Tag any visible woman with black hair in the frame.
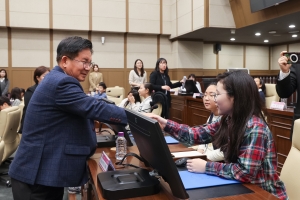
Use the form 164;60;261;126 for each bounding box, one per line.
119;90;141;111
254;77;266;105
138;83;154;113
129;59;147;90
0;69;9;96
149;58;183;107
146;71;287;200
10;87;22;106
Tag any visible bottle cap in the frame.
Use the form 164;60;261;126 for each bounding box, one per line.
118;132;124;137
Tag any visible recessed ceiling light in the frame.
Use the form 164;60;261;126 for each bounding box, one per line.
264;40;269;43
255;33;261;36
289;25;296;28
269;31;276;34
292;34;298;38
230;38;235;41
289;30;299;34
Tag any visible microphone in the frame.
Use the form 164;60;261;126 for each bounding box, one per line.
139;104;158;112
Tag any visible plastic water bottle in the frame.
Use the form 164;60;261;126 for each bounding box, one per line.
116;132;127;160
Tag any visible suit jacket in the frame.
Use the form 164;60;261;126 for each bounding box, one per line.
9;66;127;187
149;70;182;106
276;64;300;138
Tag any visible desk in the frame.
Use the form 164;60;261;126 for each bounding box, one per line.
267;108;293;174
87;145;279;200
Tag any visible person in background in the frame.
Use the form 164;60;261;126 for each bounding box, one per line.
10;87;22;106
254;77;266;105
89;64;103;92
146;71;287;200
0;96;11;111
19;66;50;134
119;90;141;111
150;58;183;107
94;82;107;100
129;59;147;91
197;83;224;161
188;73;202;93
138;83;154;113
276;51;300;140
20;88;25;100
9;36;127;200
0;69;9;96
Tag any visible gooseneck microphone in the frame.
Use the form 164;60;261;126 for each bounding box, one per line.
139;104;159;112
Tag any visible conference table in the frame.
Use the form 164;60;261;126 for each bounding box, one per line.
86;144;279;200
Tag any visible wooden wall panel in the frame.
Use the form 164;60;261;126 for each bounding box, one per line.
11;69;34;90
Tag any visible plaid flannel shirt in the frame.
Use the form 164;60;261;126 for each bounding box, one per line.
164;115;288;200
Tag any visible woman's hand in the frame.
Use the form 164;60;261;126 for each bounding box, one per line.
278;51;292;73
161;85;171;91
143;113;168;129
128;95;135;103
186;158;207;173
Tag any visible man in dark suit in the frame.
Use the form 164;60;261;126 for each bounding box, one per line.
9;36;127;200
276;51;300;140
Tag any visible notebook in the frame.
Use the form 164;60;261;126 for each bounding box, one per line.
165;136;179;144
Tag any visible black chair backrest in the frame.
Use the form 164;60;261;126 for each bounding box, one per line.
150;91;169;119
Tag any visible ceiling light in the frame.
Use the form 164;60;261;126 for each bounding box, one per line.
269;31;276;34
255;33;261;36
289;30;299;34
292;34;298;38
230;38;235;41
264;40;269;43
289;25;296;28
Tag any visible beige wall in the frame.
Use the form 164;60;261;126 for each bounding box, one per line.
209;0;235;28
203;43;216;69
177;0;192;36
0;28;8;68
271;45;286;70
92;0;126;32
245;46;269;70
193;0;205;30
0;0;6;26
10;0;49;29
162;0;172;35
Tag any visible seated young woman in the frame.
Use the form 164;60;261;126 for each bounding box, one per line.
119;90;141;111
138;83;154;113
254;77;266;105
197;82;224;161
146;71;287;200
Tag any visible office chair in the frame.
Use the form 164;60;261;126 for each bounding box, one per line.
17;101;25;134
0;106;21;187
151;91;169;119
265;84;280;108
106;86;125;105
280;119;300;199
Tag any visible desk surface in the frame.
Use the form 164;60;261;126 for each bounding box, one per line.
87;145;279;200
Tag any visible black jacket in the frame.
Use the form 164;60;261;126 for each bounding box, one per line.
276;64;300;139
149;70;182;106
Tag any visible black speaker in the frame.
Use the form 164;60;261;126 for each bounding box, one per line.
214;43;221;53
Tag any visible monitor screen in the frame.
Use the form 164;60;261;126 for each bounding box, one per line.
250;0;288;13
125;109;189;199
202;78;218;91
184;80;200;94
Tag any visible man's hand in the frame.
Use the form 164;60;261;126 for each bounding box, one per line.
278;51;292;73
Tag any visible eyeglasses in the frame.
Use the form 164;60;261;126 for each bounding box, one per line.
67;56;94;69
211;92;229;101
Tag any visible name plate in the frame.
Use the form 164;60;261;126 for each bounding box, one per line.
99;151;115;172
270;101;286;110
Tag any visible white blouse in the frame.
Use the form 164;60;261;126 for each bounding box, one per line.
129;70;147;87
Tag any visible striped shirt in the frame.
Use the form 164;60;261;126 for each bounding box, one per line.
164;115;288;200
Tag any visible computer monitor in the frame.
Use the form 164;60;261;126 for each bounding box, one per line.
184;80;200;94
202;78;218;91
105;123;134;146
226;68;249;74
125;109;189;199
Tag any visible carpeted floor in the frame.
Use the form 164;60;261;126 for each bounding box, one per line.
0;162;81;200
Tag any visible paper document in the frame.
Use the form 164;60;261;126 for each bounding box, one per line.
179;171;240;189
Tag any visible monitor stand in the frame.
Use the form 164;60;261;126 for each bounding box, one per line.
97;168;160;199
97;135;116;147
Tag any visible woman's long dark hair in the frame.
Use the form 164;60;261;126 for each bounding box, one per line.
256;77;266;95
213;71;266;163
10;87;22;101
154;58;168;75
0;69;8;80
143;82;154;96
124;90;141;108
133;59;145;77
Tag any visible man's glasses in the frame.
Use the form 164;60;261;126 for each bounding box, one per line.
210;92;229;101
67;56;94;69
